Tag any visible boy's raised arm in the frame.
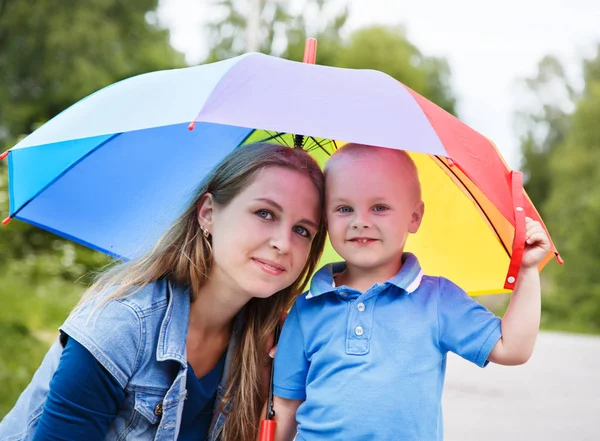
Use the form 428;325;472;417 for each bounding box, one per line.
488;218;550;366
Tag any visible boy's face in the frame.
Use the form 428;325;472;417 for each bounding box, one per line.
325;149;424;275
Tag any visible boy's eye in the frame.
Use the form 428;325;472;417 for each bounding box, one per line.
372;205;389;212
293;225;312;239
256;209;274;220
336;206;353;213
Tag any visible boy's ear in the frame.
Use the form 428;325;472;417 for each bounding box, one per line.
197;193;215;230
409;201;425;234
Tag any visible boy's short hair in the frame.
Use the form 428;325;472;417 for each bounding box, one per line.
325;143;422;202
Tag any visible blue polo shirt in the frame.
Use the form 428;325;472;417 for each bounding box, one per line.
273;253;502;441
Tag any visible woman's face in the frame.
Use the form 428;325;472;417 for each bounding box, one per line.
201;166;321;300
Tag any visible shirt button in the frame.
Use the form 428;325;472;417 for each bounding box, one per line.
356;302;365;312
154;401;163;416
355;326;364;336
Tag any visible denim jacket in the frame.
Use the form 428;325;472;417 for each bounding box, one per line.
0;279;231;440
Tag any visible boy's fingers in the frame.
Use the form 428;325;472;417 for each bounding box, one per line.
526;232;550;248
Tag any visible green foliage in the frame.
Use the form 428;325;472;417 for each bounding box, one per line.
516;56;575;211
0;264;86;417
204;0;348;64
0;0;185;142
519;45;600;333
543;75;600;333
0;0;183;417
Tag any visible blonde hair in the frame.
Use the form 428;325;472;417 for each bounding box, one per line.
325;143;422;202
77;142;327;441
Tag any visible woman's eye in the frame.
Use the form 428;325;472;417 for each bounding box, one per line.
256;209;274;220
337;206;352;213
293;225;311;238
373;205;388;212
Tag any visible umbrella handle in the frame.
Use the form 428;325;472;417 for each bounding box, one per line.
504;170;525;290
259;419;276;441
258;323;281;441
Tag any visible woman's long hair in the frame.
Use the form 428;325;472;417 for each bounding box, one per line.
76;142;327;441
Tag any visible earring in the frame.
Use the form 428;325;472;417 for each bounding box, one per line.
200;225;210;239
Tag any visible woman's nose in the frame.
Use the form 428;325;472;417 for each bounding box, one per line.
270;227;292;254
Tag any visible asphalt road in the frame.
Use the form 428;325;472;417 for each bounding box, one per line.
443;331;600;441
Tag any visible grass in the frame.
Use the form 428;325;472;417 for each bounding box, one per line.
0;270;85;418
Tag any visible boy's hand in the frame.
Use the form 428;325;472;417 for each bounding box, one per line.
521;217;551;270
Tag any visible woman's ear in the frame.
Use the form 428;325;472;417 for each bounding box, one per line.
197;193;215;231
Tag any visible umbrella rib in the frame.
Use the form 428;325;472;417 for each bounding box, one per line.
274;132;291;147
309;136;332;156
433;156;511;258
257;131;286;144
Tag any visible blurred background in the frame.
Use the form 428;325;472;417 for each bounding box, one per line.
1;0;599;436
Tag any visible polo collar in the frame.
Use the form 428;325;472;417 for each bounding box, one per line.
306;252;424;299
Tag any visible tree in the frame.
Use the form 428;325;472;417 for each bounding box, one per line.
0;0;184;142
204;0;348;64
540;45;600;333
515;56;575;211
0;0;184;416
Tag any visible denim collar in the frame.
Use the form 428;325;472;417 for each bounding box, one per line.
306;252;424;299
156;280;191;367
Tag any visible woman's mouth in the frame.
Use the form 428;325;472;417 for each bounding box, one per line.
252;258;286;276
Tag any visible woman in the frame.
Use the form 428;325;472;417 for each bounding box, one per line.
0;142;327;441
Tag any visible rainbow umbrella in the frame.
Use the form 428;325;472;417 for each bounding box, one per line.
0;44;560;296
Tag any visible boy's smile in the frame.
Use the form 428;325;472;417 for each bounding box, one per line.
325;146;424;288
347;236;379;245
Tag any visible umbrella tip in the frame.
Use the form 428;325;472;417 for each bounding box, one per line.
0;150;9;160
2;216;12;225
303;38;318;64
556;253;564;265
188;121;197;131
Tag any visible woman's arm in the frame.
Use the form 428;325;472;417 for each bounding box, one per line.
33;336;125;441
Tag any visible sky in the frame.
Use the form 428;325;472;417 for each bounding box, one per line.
158;0;600;169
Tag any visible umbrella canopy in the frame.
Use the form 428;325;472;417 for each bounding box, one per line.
1;51;560;295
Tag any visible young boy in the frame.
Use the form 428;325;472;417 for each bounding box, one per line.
270;143;550;440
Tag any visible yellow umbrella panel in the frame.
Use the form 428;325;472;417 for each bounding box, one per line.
242;132;527;296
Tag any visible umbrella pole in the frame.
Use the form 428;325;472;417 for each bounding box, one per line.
259;38;318;441
293;38;318;149
259;323;280;441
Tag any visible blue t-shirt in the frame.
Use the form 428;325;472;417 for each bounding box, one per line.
273;253;502;441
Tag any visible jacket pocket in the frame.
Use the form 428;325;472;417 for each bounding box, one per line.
133;389;167;425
